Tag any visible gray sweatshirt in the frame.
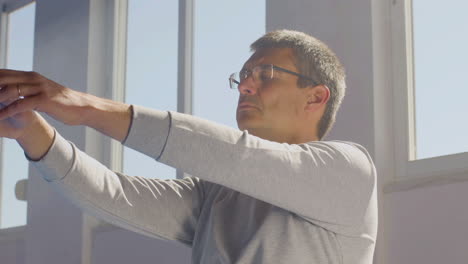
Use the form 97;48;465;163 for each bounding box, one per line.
32;105;378;264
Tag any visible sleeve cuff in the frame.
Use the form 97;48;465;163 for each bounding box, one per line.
24;128;57;162
30;131;76;182
121;105;171;160
120;105;134;144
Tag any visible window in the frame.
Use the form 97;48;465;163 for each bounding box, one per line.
0;2;36;229
122;0;178;180
412;0;468;159
390;0;468;180
120;0;266;180
193;0;265;127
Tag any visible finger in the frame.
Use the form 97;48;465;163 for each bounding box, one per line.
0;95;42;121
0;83;40;103
0;69;38;86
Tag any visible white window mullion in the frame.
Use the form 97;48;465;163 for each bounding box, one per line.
109;0;128;173
391;0;412;181
177;0;194;179
0;5;8;67
177;0;193;115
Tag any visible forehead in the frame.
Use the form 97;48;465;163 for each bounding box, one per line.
242;48;297;70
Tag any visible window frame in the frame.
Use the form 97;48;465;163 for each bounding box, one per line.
0;0;35;235
111;0;194;180
388;0;468;189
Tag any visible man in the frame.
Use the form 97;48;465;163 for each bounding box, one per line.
0;30;377;263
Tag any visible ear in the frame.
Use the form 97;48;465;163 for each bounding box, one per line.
304;85;330;112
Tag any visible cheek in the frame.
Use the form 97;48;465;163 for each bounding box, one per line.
293;97;305;116
262;89;301;119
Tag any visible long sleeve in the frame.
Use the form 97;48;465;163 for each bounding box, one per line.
123;105;377;232
32;131;206;246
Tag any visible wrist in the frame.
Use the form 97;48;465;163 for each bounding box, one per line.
17;113;56;160
81;94;132;142
79;92;101;127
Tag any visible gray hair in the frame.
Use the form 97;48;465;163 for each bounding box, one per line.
250;29;346;140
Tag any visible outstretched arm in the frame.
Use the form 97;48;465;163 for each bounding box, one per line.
0;110;204;244
0;70;205;244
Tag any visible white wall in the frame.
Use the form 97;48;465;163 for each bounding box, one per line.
0;235;24;264
385;181;468;264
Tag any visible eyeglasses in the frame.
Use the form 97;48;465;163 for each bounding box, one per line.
228;64;317;90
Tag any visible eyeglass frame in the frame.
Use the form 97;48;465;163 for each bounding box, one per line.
228;64;318;90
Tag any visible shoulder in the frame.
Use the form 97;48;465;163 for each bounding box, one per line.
304;140;373;162
303;140;377;180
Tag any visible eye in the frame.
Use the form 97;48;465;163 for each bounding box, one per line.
259;68;272;81
239;69;250;81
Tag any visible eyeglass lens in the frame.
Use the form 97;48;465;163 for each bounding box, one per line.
229;65;273;89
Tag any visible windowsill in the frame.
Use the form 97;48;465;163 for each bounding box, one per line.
383;170;468;193
386;151;468;193
0;225;26;242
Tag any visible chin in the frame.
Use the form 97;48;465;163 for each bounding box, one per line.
237;108;265;129
237;115;261;131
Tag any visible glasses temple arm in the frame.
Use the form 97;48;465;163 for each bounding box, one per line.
272;65;315;82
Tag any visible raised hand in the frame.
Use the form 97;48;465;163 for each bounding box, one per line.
0;69;89;126
0;68;132;143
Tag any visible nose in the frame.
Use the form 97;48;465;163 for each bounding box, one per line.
238;76;258;95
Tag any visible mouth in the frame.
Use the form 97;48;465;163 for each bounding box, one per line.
238;103;260;111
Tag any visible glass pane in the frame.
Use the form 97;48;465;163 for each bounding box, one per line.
193;0;266;128
412;0;468;159
123;0;178;179
1;2;36;229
